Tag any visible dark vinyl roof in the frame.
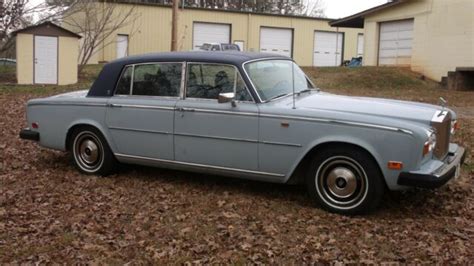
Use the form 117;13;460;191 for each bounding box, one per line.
329;0;404;28
110;51;288;65
88;51;289;97
12;21;82;38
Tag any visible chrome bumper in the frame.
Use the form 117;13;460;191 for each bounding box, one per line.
398;147;466;188
19;128;40;141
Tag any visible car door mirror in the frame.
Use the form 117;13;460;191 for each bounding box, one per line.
218;92;236;107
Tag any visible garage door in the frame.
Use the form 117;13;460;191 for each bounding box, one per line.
260;27;292;57
193;22;230;50
313;31;343;67
378;19;414;66
34;36;58;84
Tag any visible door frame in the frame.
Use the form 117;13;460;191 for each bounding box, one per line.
312;30;345;67
33;34;59;85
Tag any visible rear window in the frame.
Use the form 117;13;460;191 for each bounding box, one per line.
115;66;133;95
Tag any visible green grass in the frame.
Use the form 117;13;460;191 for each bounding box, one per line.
0;64;103;96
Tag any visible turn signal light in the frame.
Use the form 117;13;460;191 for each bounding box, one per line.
388;161;403;170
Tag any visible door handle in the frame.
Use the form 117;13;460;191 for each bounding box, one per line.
108;103;122;108
176;107;194;112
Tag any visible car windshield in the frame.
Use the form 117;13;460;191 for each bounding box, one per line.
244;60;313;102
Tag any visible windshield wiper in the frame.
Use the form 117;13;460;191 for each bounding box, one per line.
266;93;292;102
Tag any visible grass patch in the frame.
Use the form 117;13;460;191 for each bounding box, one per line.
0;64;103;96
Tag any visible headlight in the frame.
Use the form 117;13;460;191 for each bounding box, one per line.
451;120;459;135
423;131;436;156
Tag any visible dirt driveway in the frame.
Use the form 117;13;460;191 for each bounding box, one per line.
1;67;473;263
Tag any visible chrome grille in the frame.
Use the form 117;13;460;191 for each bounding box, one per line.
431;111;451;159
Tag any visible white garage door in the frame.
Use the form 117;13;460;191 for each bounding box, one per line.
34;36;57;84
116;35;128;59
378;19;414;66
193;22;230;50
260;27;292;57
313;31;343;67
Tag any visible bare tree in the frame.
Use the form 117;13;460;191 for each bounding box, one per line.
61;0;140;74
1;0;43;55
295;0;326;17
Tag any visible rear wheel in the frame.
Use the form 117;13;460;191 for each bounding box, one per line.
306;146;384;215
69;127;116;176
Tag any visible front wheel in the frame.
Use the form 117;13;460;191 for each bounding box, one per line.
69;127;117;176
306;147;385;215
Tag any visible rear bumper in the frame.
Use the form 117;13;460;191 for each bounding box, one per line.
398;147;466;188
19;128;40;141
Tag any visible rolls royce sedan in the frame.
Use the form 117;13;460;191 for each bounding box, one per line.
20;52;466;214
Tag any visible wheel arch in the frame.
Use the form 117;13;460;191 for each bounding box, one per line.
286;138;387;186
65;120;116;152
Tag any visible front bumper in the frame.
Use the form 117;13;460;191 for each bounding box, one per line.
398;146;466;188
19;128;40;141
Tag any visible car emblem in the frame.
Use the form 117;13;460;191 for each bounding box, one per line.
439;97;447;110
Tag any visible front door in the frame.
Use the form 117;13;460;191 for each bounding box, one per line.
34;35;58;84
174;63;259;171
106;62;184;160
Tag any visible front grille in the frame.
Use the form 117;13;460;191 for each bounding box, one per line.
432;111;451;159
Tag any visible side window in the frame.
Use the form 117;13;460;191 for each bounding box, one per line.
132;63;182;97
211;45;221;51
186;63;252;101
115;66;132;95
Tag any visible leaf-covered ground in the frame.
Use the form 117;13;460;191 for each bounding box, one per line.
1;66;473;263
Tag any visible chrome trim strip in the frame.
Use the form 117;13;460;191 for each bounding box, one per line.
189;108;258;117
27;102;107;107
175;132;258;143
260;113;414;135
109;126;171;135
261;141;302;147
109;104;175;111
114;153;285;177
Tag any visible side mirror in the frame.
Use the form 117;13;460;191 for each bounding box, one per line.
218;92;236;107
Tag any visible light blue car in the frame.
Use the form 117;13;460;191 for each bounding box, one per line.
20;52;466;214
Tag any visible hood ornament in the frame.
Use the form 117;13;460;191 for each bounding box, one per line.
439;97;447;111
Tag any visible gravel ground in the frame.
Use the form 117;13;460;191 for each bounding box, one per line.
1;67;473;263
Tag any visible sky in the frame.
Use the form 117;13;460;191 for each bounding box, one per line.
324;0;389;19
29;0;388;19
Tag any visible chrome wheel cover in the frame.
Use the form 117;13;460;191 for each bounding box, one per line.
315;156;369;210
73;131;104;173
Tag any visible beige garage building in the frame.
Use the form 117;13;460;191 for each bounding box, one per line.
14;22;81;85
331;0;474;88
66;2;363;67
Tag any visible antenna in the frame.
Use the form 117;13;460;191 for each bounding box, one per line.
292;61;296;109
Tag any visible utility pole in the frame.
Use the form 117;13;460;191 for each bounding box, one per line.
171;0;179;51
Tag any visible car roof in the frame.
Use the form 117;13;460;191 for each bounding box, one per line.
88;51;290;97
110;51;288;65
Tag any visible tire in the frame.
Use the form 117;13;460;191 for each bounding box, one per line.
305;146;385;215
69;126;117;176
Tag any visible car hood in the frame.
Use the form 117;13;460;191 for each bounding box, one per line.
292;92;444;124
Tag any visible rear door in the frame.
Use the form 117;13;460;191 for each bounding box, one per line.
106;62;184;160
